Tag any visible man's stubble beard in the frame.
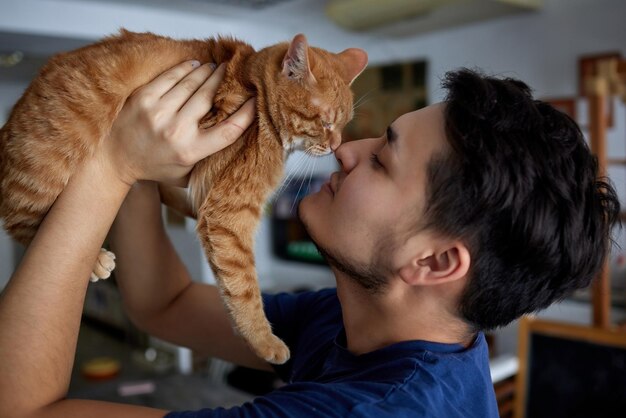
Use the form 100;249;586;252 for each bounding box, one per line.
297;202;389;295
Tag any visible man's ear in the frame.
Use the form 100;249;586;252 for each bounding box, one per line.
398;243;470;286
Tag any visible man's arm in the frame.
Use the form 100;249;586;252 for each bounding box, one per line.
109;181;271;371
0;157;168;418
0;60;259;417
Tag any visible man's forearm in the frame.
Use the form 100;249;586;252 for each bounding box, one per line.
109;183;271;370
108;181;193;326
0;156;130;417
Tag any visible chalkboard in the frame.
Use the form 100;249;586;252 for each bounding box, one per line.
516;317;626;418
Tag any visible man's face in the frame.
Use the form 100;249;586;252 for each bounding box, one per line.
299;103;448;289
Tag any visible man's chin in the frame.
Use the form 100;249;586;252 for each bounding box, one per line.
296;195;316;230
297;198;328;256
298;203;389;295
297;197;316;242
296;197;306;226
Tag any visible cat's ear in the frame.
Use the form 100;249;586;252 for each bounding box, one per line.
337;48;368;85
282;34;316;84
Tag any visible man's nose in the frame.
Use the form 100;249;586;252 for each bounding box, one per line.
334;140;358;172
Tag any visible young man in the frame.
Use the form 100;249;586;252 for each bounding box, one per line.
0;60;619;417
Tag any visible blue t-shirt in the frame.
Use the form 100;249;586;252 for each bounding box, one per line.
165;288;498;417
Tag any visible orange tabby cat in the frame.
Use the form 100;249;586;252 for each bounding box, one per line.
0;30;367;364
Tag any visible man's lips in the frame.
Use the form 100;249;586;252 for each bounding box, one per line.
320;172;340;196
322;181;334;196
329;172;340;195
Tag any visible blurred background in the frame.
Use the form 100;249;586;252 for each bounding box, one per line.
1;0;626;416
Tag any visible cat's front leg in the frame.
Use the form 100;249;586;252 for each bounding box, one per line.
89;248;116;282
199;92;250;130
196;194;290;365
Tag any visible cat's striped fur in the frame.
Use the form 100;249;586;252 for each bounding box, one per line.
0;30;367;364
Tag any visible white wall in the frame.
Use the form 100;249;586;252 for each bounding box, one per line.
3;0;626;129
0;0;291;48
1;0;626;300
360;0;626;100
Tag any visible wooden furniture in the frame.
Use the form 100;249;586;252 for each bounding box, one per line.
515;316;626;418
494;375;516;418
583;54;626;328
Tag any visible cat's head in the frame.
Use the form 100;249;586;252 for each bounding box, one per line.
266;34;368;156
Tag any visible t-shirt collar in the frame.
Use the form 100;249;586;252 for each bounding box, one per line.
332;327;480;364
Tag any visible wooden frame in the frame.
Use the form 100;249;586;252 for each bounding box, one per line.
579;52;620;127
579;52;621;96
584;54;626;328
515;316;626;418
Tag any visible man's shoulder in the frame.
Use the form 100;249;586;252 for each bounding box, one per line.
287;287;338;304
270;355;498;418
342;333;498;417
264;287;339;319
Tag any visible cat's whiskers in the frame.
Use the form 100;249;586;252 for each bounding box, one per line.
290;152;315;214
273;154;304;199
352;87;378;112
306;154;318;199
272;151;308;201
351;111;368;119
291;147;319;213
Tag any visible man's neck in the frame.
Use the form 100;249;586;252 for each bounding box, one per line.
334;271;475;356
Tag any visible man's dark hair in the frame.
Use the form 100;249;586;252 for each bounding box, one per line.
422;68;621;331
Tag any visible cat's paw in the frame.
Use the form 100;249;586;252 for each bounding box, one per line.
199;107;230;129
199;112;220;129
253;333;291;365
89;248;116;283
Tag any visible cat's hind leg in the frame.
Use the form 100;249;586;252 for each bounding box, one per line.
197;197;290;365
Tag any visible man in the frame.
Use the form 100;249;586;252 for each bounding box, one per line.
0;61;619;417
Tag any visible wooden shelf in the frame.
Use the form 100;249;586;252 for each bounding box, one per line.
494;375;516;418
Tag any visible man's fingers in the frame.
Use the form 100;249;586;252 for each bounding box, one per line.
139;60;201;99
161;63;217;111
180;63;227;122
198;98;256;157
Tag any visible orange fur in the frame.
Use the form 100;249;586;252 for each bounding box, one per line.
0;30;367;364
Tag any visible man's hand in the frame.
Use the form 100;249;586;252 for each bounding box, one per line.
103;60;256;186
